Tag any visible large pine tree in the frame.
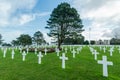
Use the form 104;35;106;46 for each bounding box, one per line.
46;2;84;49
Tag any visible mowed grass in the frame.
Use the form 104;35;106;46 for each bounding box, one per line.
0;46;120;80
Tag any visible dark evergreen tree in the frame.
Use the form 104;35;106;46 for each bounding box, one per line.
33;31;46;46
46;2;84;49
17;34;32;46
11;40;20;46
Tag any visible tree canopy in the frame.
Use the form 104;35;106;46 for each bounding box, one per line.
33;31;46;46
63;32;84;45
17;34;32;46
110;38;120;45
11;40;20;46
46;2;84;48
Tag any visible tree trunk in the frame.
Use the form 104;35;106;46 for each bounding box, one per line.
58;35;61;50
58;41;61;50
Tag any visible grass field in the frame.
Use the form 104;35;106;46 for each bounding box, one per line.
0;45;120;80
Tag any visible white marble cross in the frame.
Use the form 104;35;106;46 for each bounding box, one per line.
89;47;94;54
118;47;120;53
44;48;47;55
56;48;60;56
59;53;68;69
19;47;22;53
37;52;43;64
98;56;113;77
77;48;80;54
65;48;67;53
109;48;114;56
3;48;7;58
11;49;15;59
93;50;99;60
71;49;76;58
35;48;37;54
22;51;26;61
103;47;106;53
27;48;29;54
15;46;18;50
9;47;11;50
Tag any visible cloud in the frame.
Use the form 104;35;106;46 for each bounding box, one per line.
0;2;11;26
111;27;120;39
0;0;37;8
102;30;112;38
72;0;120;40
0;0;37;42
19;14;34;25
35;12;50;17
43;32;52;44
10;12;50;26
17;12;50;25
10;0;37;10
0;30;23;43
0;0;51;27
103;27;120;39
0;0;46;27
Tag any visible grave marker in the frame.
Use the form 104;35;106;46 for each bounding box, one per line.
56;48;60;56
11;49;15;59
72;49;76;58
93;50;99;60
1;47;4;52
109;48;114;56
37;52;43;64
59;53;68;69
22;51;26;61
103;47;106;53
77;47;81;54
27;48;29;54
118;47;120;53
44;48;47;55
65;48;67;53
100;46;102;51
19;47;22;53
98;56;113;77
3;48;7;58
35;48;37;54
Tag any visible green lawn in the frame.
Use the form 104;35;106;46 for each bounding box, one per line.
0;46;120;80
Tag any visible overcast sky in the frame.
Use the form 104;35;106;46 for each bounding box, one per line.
0;0;120;43
72;0;120;40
